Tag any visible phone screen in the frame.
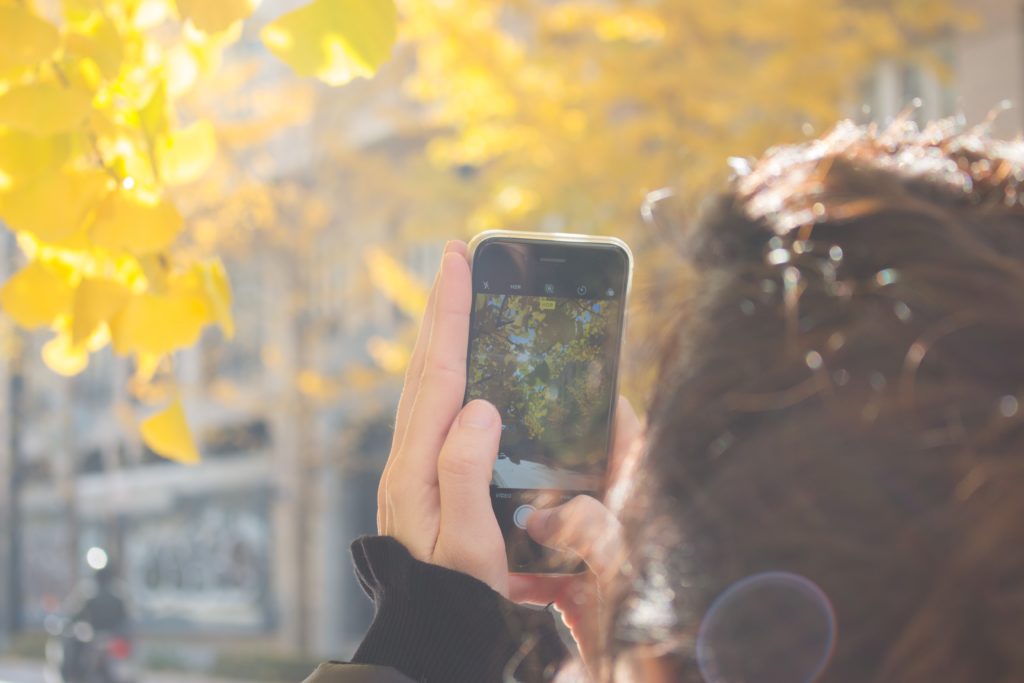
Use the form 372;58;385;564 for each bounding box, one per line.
466;236;629;572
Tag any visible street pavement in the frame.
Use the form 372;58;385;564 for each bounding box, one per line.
0;659;253;683
0;659;41;683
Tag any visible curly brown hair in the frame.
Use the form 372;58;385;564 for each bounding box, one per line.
612;119;1024;682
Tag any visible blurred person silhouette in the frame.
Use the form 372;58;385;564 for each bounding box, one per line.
307;117;1024;683
59;553;131;683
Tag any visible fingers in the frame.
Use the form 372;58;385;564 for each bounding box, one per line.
391;271;439;448
392;241;468;447
379;273;439;532
434;400;506;589
437;400;501;518
527;495;624;584
507;574;577;606
391;249;473;485
378;242;469;532
508;574;598;632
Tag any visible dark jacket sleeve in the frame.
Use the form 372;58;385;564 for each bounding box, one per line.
304;662;414;683
304;536;569;683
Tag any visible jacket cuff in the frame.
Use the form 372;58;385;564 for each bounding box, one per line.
350;536;568;683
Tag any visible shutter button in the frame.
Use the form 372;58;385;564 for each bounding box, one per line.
513;504;536;530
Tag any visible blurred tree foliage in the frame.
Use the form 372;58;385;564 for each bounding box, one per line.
0;0;397;462
393;0;966;401
401;0;964;236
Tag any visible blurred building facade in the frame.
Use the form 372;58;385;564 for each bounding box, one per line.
0;182;430;661
1;0;1023;664
864;0;1023;137
0;4;443;662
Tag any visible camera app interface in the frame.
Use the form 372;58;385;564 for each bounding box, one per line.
466;287;622;492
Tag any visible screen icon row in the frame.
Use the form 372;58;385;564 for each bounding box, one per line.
480;281;616;297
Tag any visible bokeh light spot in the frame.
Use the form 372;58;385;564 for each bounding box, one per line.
697;572;836;683
86;546;108;571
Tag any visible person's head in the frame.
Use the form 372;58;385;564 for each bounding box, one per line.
612;119;1024;682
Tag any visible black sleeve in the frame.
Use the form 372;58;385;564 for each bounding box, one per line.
304;662;415;683
349;536;569;683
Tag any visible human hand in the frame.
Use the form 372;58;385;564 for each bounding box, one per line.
509;397;642;678
376;241;510;595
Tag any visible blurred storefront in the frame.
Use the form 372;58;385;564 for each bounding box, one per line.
1;230;433;659
1;247;412;658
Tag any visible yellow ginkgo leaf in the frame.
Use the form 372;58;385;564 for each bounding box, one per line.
61;0;109;27
364;246;428;318
156;120;216;185
134;351;164;383
261;0;397;86
0;129;72;191
0;5;59;74
175;0;257;34
72;277;130;345
0;261;74;328
136;80;169;139
64;13;123;79
296;369;337;399
90;190;183;254
41;332;89;377
131;0;171;30
0;168;109;243
111;151;158;194
197;259;234;338
140;397;200;464
594;9;666;42
368;335;409;374
110;290;208;356
165;44;200;97
0;83;92;136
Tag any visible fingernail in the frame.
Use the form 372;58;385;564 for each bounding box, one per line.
460;400;496;429
443;240;456;254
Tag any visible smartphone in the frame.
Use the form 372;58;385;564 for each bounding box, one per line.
466;230;632;573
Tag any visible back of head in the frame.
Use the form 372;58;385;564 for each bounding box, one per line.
613;119;1024;682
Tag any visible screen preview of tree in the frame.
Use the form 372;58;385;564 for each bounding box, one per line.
467;293;620;485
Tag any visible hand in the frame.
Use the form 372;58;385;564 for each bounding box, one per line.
509;396;642;679
376;241;510;595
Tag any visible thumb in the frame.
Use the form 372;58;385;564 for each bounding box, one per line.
434;400;506;584
437;399;501;503
527;495;624;584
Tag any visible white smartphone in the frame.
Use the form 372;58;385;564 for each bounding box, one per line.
466;230;632;573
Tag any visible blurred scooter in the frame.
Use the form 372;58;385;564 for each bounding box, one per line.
44;615;137;683
44;548;135;683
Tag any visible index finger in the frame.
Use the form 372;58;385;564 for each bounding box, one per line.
392;241;468;449
380;241;467;533
391;250;473;488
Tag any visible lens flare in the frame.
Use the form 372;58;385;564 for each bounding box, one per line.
697;571;836;683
